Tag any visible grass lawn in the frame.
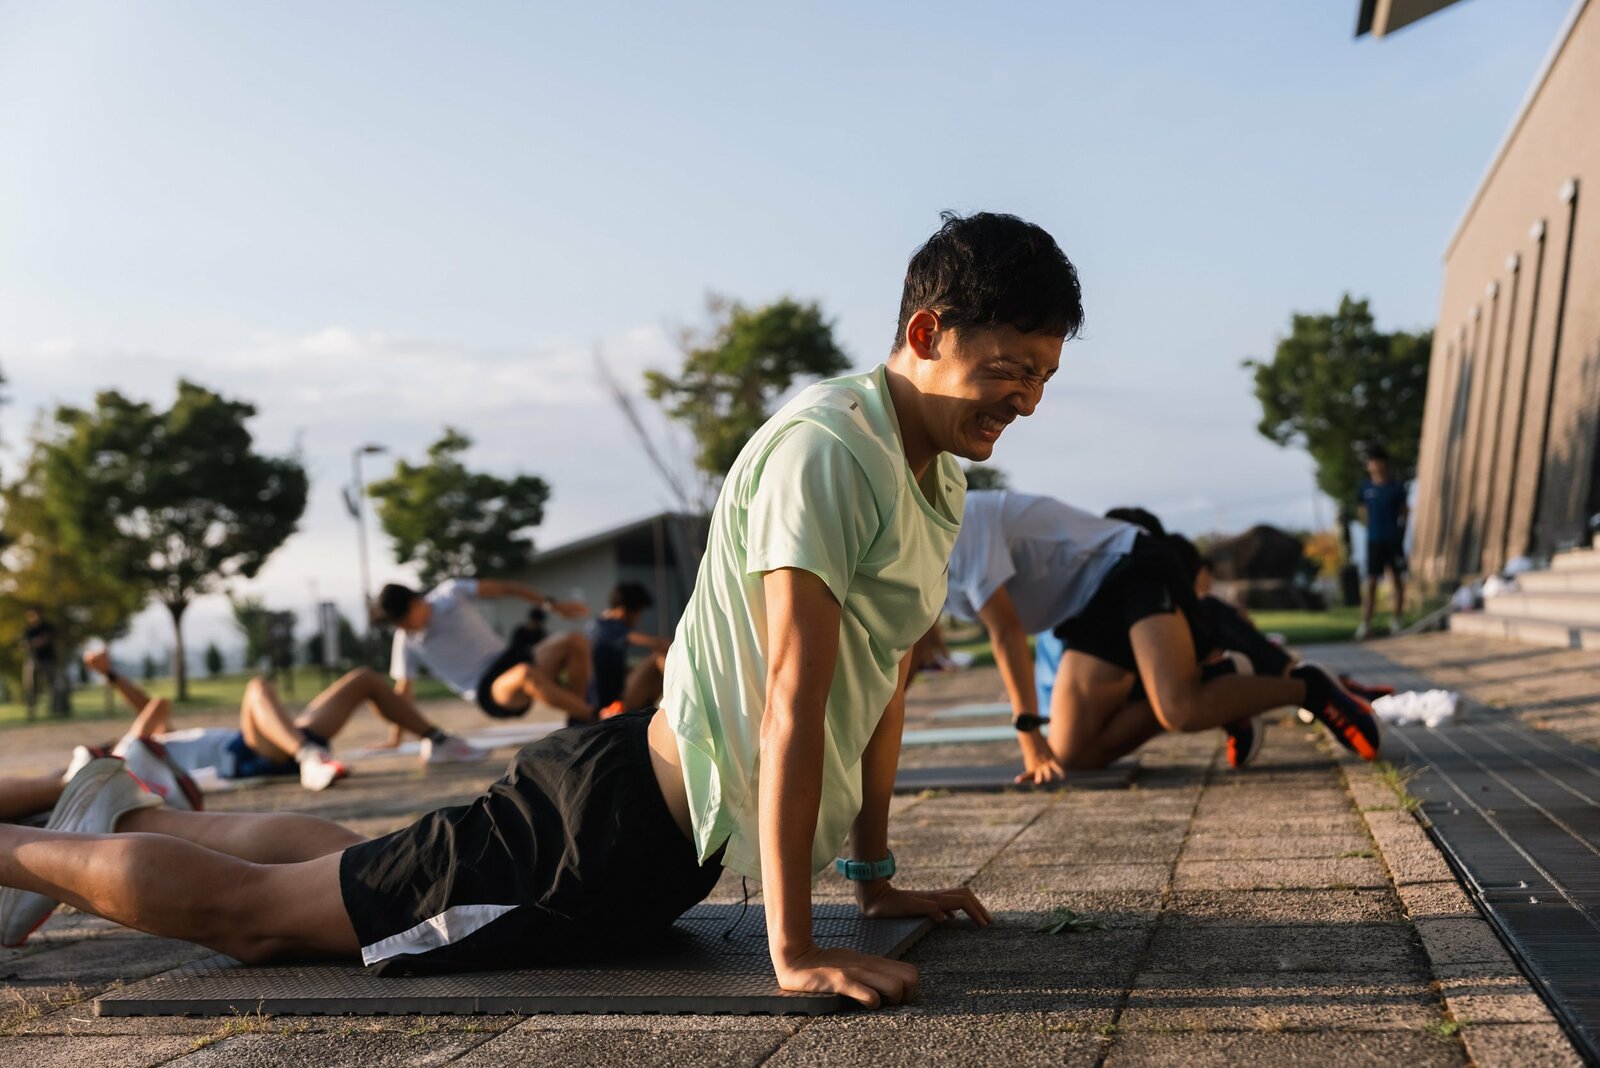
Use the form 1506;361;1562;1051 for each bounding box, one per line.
0;668;456;731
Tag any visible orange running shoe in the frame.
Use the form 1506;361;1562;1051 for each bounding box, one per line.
1294;664;1382;761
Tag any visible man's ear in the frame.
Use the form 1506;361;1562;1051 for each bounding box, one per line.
904;309;941;361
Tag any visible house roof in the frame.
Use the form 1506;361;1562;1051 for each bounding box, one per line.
522;512;700;567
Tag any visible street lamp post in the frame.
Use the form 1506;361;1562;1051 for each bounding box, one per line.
347;443;388;638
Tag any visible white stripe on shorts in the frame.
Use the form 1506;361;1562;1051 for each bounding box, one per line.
360;903;517;966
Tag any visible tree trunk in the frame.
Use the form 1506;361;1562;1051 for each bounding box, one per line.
167;600;189;702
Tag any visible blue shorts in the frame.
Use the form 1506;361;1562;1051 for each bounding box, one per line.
222;728;329;779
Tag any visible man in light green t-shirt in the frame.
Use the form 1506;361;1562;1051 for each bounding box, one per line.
0;212;1083;1007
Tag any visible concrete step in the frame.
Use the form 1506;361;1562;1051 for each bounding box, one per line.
1484;592;1600;626
1513;569;1600;594
1550;548;1600;572
1449;611;1600;650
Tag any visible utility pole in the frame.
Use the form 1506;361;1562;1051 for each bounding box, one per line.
345;443;388;641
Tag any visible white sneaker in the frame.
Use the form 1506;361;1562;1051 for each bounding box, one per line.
1353;622;1370;641
119;738;203;812
297;747;346;792
421;734;487;765
1;756;162;947
62;744;109;783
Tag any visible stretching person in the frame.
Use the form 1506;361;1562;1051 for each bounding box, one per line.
80;649;481;796
377;578;594;730
0;211;1080;1003
944;490;1381;784
588;582;671;718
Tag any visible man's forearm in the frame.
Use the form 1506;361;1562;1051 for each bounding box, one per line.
990;624;1037;717
847;657;911;903
759;699;827;961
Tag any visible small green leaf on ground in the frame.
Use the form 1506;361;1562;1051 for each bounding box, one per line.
1036;907;1108;935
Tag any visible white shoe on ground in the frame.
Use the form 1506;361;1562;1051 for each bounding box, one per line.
0;756;162;947
421;734;487;765
297;747;346;792
1353;622;1370;641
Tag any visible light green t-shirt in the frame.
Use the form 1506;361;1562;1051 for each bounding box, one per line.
661;364;965;879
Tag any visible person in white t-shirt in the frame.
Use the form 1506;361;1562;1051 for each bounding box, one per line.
0;211;1073;1006
945;492;1384;783
376;578;592;728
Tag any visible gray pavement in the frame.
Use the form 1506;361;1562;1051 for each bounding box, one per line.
0;637;1592;1065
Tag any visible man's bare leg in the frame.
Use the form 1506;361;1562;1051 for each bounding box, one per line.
0;775;66;822
0;825;357;963
118;806;366;863
1048;653;1163;769
620;652;667;712
1391;568;1406;624
1361;575;1380;633
296;668;446;744
1130;613;1305;733
489;632;594;720
238;677;314;762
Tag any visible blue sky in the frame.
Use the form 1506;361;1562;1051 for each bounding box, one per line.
0;0;1576;661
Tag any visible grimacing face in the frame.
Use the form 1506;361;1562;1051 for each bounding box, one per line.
923;324;1063;462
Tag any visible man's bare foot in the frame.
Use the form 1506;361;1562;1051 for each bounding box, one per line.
83;648;111;676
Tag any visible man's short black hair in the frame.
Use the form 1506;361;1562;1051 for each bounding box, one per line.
375;583;420;624
894;211;1084;352
1105;507;1166;538
1165;533;1204;584
609;581;655;613
1364;444;1390;463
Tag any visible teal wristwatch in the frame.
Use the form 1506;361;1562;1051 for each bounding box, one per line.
834;851;895;881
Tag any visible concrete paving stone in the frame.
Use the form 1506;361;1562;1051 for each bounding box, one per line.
895;972;1126;1020
970;862;1171;899
1180;833;1372;861
907;916;1151;983
0;981;94;1032
1118;971;1445;1032
170;1031;488;1067
887;822;1030;847
766;1013;1109;1067
455;1027;786;1068
1410;917;1517;967
1458;1023;1586;1068
0;934;210;984
1395;880;1480;920
510;1014;803;1034
883;840;1008;872
1142;922;1425;975
1165;889;1397;927
1173;856;1389;891
1193;788;1354;817
0;1034;201;1067
1101;1029;1467;1067
1437;974;1560;1025
1000;835;1187;867
1187;811;1365;837
1363;811;1455;886
20;1002;256;1037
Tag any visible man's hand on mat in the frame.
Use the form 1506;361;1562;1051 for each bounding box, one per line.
1016;734;1065;785
774;944;921;1008
857;882;993;927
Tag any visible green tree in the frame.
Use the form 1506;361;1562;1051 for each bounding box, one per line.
203;642;225;677
645;295;851;478
368;428;551;587
1246;295;1431;547
38;380;309;700
0;438;146;709
962;464;1010;491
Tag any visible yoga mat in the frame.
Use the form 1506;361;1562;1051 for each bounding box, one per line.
900;724;1046;747
927;702;1012;721
95;905;931;1017
894;759;1138;793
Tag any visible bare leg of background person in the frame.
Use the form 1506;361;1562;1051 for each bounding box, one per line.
295;668;446;744
1130;614;1305;733
83;650;175;739
0;775;66;822
1047;653;1163;770
1361;574;1380;632
238;677;316;762
620;652;667;712
1390;566;1407;623
489;632;595;721
0;825;358;962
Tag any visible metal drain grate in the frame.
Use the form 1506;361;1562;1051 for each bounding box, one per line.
95;904;931;1017
1390;719;1600;1062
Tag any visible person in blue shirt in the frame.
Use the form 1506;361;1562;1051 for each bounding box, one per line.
586;581;671;717
1357;445;1409;640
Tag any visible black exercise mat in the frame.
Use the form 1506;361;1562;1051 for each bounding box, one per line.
1390;720;1600;1062
94;905;930;1017
894;759;1138;793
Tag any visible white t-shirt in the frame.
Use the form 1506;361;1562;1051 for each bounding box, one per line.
944;490;1139;633
662;364;965;880
389;579;507;699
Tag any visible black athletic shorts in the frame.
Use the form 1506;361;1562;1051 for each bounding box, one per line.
1052;534;1216;673
1366;539;1408;578
473;643;532;719
339;709;723;975
1197;597;1292;677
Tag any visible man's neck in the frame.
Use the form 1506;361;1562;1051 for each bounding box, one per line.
883;361;937;480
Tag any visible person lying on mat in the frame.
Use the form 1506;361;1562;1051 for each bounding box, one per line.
587;581;672;719
0;210;1081;1004
943;491;1382;785
376;578;594;732
77;649;482;799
